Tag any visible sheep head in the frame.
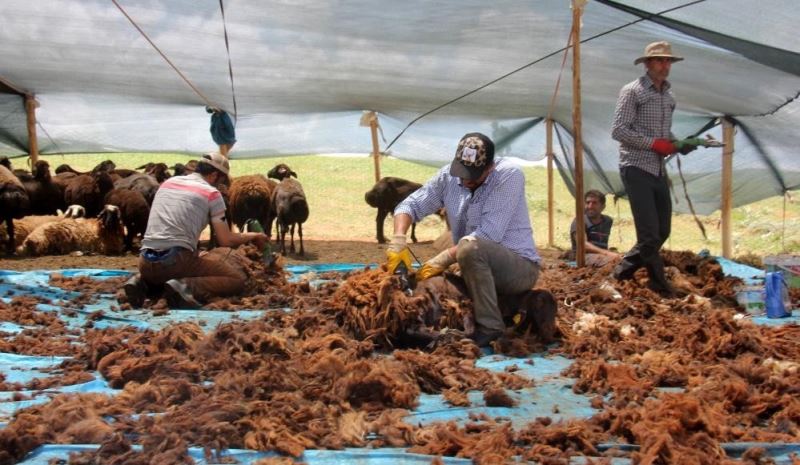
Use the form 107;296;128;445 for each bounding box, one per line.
267;164;297;180
33;160;51;181
64;204;86;218
98;204;124;235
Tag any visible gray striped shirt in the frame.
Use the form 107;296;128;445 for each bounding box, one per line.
611;74;676;177
142;173;227;252
395;158;540;263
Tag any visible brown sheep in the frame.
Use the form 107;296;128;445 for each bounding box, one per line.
104;189;150;251
113;173;160;206
21;205;125;256
63;171;116;217
0;215;63;250
267;163;297;181
364;176;423;244
171;160;198;176
228;174;278;235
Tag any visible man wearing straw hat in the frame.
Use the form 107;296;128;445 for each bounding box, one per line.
611;41;696;297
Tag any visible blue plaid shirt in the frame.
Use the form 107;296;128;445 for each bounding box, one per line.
395;158;540;263
611;74;676;177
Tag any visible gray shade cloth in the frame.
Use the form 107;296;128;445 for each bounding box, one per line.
0;0;798;214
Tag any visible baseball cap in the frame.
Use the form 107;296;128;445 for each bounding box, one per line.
199;152;230;176
450;132;495;181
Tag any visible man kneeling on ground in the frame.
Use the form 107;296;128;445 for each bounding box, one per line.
123;152;268;308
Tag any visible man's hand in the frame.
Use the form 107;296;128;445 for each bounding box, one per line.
251;233;269;250
417;248;457;281
386;234;413;274
672;137;703;155
651;138;677;157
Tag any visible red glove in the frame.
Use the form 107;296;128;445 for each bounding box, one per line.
651;139;677;157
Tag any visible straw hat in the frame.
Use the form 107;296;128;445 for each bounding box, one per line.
199;152;230;176
634;41;684;65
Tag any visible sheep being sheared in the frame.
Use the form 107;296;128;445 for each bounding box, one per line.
272;177;309;256
365;177;424;244
228;174;278;234
0;164;31;254
407;273;558;348
21;205;125;256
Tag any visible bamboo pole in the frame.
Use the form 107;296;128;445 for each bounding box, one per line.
25;95;39;166
572;1;585;267
721;118;734;258
369;116;381;183
546;118;555;248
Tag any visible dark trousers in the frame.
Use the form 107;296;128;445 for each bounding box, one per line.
616;166;671;290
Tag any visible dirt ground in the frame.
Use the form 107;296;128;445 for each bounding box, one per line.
0;240;440;271
0;241;566;272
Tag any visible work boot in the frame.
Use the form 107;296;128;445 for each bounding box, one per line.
163;279;201;309
123;275;147;308
612;261;638;281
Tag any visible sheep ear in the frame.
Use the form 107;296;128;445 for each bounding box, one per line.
135;164;147;170
290;171;298;178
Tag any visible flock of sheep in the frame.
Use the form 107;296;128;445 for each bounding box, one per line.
0;157;311;258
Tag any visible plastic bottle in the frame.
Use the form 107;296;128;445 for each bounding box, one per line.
765;271;790;318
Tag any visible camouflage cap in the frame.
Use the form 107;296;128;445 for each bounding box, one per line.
450;132;495;181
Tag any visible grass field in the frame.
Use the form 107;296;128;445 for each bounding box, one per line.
33;152;800;260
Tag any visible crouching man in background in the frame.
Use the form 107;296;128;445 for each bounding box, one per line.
386;133;542;347
123;152;268;308
569;189;620;266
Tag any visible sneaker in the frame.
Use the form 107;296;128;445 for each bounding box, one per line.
123;275;147;308
469;329;504;348
163;279;201;309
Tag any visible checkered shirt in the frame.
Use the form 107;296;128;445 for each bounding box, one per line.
394;158;540;263
611;74;676;177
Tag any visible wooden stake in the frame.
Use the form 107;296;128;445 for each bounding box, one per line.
572;1;586;267
546;118;555;248
369;116;381;183
25;94;39;166
721;118;734;258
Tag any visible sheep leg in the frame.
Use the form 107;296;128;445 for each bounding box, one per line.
410;222;418;243
279;222;288;255
124;226;135;252
298;223;304;256
3;217;14;255
289;223;296;253
376;208;389;243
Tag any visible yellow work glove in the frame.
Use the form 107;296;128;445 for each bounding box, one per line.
417;248;457;281
386;234;413;274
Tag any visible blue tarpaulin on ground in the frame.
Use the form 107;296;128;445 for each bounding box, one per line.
2;265;799;464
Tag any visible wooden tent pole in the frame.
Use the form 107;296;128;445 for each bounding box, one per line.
546;118;555;248
572;0;586;267
25;95;39;166
721;117;734;258
369;115;381;183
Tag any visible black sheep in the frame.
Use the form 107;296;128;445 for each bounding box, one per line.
0;165;30;255
364;176;422;244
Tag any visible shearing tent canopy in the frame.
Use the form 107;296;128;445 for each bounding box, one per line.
0;0;798;214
